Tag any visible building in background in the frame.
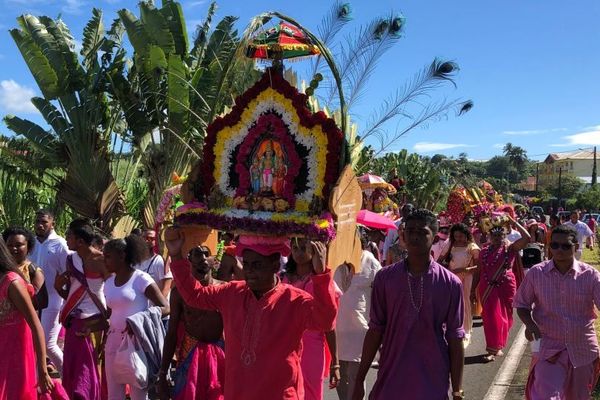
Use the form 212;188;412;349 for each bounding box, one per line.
537;148;595;189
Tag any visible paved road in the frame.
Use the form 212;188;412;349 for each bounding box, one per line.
323;315;529;400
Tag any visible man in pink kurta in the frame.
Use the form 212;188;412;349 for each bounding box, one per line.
165;229;337;400
515;224;600;399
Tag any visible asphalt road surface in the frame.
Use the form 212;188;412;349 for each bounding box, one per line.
323;315;529;400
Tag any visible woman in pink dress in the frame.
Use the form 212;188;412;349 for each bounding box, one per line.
283;238;340;400
471;217;529;361
438;223;480;347
0;236;53;398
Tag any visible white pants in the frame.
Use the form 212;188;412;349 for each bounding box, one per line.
105;331;148;400
41;308;63;372
336;360;365;400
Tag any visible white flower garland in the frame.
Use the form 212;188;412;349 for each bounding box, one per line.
217;99;318;203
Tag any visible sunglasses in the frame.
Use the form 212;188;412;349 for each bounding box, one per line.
549;242;574;251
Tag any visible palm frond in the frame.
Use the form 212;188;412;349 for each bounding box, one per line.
9;28;61;99
190;1;217;68
160;0;189;56
139;2;176;54
81;8;105;71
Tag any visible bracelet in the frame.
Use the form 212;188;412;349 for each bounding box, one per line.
330;364;340;369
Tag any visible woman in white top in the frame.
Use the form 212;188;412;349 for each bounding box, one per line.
439;223;480;347
334;232;382;400
103;235;169;400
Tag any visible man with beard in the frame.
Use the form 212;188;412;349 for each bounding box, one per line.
158;245;225;400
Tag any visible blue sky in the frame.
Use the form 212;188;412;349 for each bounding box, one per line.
0;0;599;161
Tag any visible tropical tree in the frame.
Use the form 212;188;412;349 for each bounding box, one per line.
110;0;261;227
545;174;585;201
575;186;600;211
503;142;530;183
2;11;134;231
367;149;452;210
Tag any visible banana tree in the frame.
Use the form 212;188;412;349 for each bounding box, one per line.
3;11;130;231
110;0;261;227
368;149;452;210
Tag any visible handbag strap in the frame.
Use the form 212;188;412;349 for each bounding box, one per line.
66;255;110;320
145;255;158;274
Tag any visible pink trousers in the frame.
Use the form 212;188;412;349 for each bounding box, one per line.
526;349;600;400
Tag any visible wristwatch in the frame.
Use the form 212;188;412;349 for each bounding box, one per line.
452;390;465;399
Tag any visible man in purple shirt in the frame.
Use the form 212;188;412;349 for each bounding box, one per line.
515;224;600;399
352;209;466;400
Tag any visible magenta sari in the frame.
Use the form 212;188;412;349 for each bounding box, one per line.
478;244;517;354
0;272;37;400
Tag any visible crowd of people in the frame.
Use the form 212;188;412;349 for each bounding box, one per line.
0;206;599;400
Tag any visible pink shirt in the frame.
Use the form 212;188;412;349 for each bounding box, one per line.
170;259;338;400
514;260;600;367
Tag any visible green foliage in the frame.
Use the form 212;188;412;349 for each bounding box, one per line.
576;186;600;211
111;1;261;227
546;174;585;200
366;149;452;210
5;12;132;231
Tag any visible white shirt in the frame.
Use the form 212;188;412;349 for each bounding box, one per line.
70;252;107;319
565;220;593;248
335;250;382;362
507;229;523;256
29;230;69;310
134;254;172;285
104;269;154;332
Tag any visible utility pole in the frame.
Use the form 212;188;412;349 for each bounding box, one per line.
557;166;563;209
535;163;539;192
592;146;597;187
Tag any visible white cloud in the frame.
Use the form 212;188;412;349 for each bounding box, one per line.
413;142;475;153
549;128;600;147
0;80;38;114
582;124;600;131
502;127;568;136
62;0;85;15
493;143;504;149
185;0;207;7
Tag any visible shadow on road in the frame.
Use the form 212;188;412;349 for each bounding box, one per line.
465;354;495;365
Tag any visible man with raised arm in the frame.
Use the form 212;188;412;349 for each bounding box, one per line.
164;227;337;400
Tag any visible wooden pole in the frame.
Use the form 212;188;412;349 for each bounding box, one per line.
557;166;563;209
535;163;539;192
592;146;597;187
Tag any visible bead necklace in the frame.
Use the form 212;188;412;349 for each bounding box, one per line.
407;271;424;313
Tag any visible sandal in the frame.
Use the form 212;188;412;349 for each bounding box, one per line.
482;354;496;362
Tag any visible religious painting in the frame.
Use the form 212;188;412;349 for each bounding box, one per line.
250;139;288;196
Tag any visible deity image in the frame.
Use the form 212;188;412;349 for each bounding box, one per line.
250;159;261;193
251;139;287;196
